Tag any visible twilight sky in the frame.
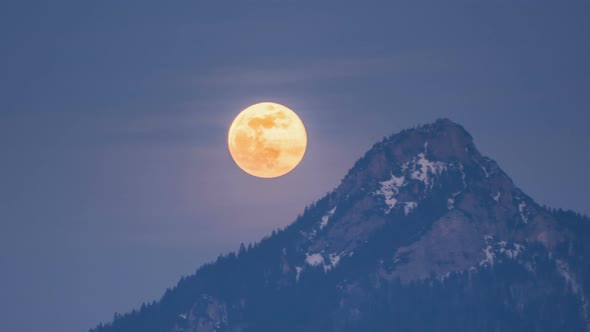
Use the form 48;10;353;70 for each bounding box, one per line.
1;1;589;331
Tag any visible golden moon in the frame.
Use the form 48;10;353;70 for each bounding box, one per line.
228;102;307;178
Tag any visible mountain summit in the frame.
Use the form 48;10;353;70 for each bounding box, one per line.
93;119;590;332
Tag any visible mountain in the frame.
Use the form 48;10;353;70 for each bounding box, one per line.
92;119;590;332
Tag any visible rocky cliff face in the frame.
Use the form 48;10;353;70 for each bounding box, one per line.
93;119;590;332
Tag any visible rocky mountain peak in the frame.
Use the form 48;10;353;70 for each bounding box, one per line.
339;118;478;195
297;118;561;284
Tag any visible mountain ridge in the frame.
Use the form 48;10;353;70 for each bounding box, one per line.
92;118;590;332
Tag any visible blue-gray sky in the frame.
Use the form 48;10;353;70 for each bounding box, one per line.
1;1;589;331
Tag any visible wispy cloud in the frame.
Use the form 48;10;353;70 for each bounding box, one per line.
193;53;435;88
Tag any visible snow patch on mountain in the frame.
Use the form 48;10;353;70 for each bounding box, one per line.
556;259;590;327
411;153;447;189
481;245;495;266
404;202;417;215
492;192;501;202
375;152;449;214
518;200;529;223
474;159;490;178
319;207;337;230
447;191;461;210
556;259;581;295
447;198;455;210
328;253;341;269
458;163;467;189
304;252;343;272
305;253;324;267
479;236;525;267
295;266;303;282
375;174;406;213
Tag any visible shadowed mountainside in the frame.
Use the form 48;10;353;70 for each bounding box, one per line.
93;119;590;332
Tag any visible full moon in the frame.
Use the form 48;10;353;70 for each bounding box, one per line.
228;102;307;178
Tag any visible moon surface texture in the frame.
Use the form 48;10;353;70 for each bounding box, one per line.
228;102;307;178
